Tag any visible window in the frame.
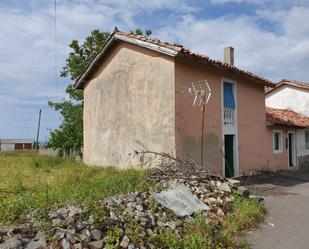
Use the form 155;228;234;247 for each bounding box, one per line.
223;82;235;108
273;131;282;153
305;131;309;150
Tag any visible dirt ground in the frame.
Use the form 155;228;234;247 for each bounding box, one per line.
244;169;309;249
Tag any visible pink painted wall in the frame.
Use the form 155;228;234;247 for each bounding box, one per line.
237;78;289;173
175;56;289;175
175;57;223;175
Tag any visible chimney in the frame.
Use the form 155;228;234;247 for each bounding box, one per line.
224;47;234;65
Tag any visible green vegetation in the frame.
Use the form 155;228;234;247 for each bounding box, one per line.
0;152;266;248
151;197;266;249
0;152;146;225
49;28;153;156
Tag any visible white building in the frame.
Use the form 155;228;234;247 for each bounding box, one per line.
266;79;309;167
0;139;34;151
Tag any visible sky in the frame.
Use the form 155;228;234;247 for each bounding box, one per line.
0;0;309;141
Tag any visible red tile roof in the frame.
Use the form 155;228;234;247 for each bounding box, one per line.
75;29;274;89
266;79;309;94
266;107;309;128
115;31;273;85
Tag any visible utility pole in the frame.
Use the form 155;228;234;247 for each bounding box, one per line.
36;109;42;151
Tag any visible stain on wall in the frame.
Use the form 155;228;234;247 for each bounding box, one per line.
83;42;175;168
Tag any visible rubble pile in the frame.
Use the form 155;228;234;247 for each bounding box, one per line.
0;173;247;249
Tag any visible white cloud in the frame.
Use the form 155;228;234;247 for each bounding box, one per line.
156;7;309;82
0;0;196;138
0;0;309;139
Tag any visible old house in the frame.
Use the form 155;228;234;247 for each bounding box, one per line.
75;29;295;177
266;80;309;167
0;139;34;151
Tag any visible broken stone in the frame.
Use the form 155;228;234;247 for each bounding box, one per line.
217;208;224;216
90;230;102;241
0;238;23;249
120;235;130;248
219;182;232;193
60;238;71;249
227;179;241;188
135;205;143;212
110;211;118;220
73;243;82;249
128;244;135;249
25;231;46;249
52;218;63;227
88;240;103;249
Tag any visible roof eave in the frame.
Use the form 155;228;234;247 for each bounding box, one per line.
74;33;179;90
179;53;274;87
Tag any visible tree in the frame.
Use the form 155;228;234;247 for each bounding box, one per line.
49;28;151;155
48;30;110;155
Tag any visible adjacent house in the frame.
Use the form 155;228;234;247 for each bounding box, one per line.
0;139;34;151
75;28;305;176
266;80;309;167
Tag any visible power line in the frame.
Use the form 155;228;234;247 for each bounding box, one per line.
54;0;58;98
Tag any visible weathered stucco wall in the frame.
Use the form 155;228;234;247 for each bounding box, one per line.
175;57;288;175
83;42;175;168
175;57;223;175
236;79;289;172
266;86;309;117
297;129;309;167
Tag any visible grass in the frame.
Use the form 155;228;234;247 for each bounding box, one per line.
0;152;266;248
0;152;147;225
150;196;266;249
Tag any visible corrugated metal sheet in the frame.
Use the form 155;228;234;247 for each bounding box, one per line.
0;139;34;144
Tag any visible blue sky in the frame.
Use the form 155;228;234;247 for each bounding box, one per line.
0;0;309;141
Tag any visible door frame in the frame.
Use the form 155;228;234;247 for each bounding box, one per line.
287;131;297;168
221;78;239;177
223;134;237;178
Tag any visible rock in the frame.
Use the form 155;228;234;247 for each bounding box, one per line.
54;230;65;240
0;238;23;249
110;211;118;220
52;218;63;226
165;222;176;230
88;240;103;249
25;232;46;249
120;235;130;248
227;179;241;188
219;182;232;193
128;244;135;249
135;205;143;212
90;230;102;241
73;243;82;249
88;216;95;225
60;238;71;249
68;206;82;217
217;208;224;216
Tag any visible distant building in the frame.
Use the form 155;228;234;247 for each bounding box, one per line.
266;79;309;167
0;139;34;151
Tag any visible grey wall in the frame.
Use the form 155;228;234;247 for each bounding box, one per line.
83;42;175;168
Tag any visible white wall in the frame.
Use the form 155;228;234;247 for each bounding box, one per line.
297;129;309;156
1;144;15;151
266;85;309;167
266;85;309;117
